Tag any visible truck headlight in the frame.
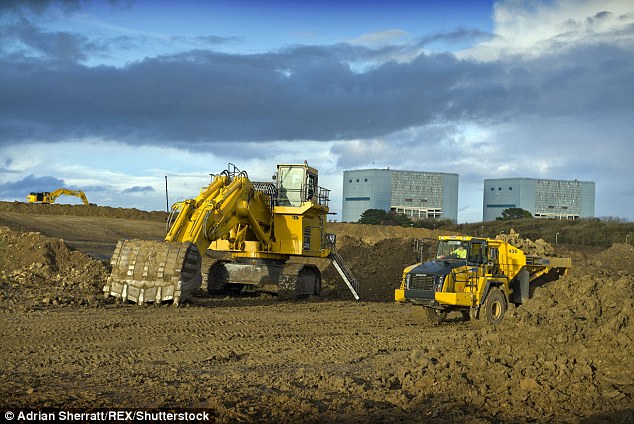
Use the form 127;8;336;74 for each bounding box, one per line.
435;275;445;291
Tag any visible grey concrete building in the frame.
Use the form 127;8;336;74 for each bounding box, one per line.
342;169;459;222
483;178;595;221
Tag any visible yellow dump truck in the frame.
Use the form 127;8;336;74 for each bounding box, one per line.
395;235;571;324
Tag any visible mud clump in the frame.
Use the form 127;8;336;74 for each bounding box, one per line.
495;228;555;256
0;226;109;310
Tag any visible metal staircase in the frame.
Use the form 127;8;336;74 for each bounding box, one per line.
329;251;360;301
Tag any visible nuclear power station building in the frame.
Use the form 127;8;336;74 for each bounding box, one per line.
342;169;459;223
483;178;595;221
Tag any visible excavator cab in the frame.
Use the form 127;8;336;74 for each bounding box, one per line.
27;192;47;202
276;163;319;207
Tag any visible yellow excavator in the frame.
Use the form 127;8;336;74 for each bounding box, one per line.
104;163;360;305
27;188;90;205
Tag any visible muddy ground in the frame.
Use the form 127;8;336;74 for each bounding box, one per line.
0;202;632;423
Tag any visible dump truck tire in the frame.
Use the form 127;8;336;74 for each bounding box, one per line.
426;307;448;324
411;305;447;325
481;287;506;325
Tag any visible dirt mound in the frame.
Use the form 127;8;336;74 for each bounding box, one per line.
495;228;555;256
511;242;633;347
322;235;419;301
320;223;441;302
457;242;633;419
376;243;634;421
326;221;441;244
0;226;109;310
0;201;168;222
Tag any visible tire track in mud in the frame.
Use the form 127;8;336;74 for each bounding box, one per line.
0;301;453;410
1;304;457;424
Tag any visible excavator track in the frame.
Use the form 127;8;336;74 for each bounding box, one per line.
206;260;321;298
277;263;321;299
103;239;202;305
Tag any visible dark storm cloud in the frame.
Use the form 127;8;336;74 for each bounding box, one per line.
2;37;632;146
0;15;90;62
0;174;66;198
1;1;632;148
0;0;129;63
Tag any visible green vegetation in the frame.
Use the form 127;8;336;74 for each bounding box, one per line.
358;209;413;226
357;208;633;248
444;217;633;248
496;207;533;220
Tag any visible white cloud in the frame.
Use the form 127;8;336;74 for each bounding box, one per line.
460;0;634;61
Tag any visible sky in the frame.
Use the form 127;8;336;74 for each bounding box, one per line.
1;0;633;222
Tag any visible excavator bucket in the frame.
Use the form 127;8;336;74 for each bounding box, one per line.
104;239;202;305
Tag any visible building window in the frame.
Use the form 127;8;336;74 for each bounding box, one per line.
498;187;502;191
364;178;367;182
348;179;352;183
509;187;513;190
490;187;494;191
356;179;359;182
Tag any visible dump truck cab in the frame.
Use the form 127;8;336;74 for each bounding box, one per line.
396;236;571;324
396;237;489;308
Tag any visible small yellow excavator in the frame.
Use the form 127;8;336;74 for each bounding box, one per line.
27;188;90;205
104;163;360;305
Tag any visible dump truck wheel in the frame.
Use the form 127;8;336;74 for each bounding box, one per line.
412;305;446;325
461;310;471;321
427;308;448;324
482;287;506;325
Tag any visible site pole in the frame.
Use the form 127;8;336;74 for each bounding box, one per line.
165;176;169;213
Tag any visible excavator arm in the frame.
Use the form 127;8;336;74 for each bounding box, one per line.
166;174;273;252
